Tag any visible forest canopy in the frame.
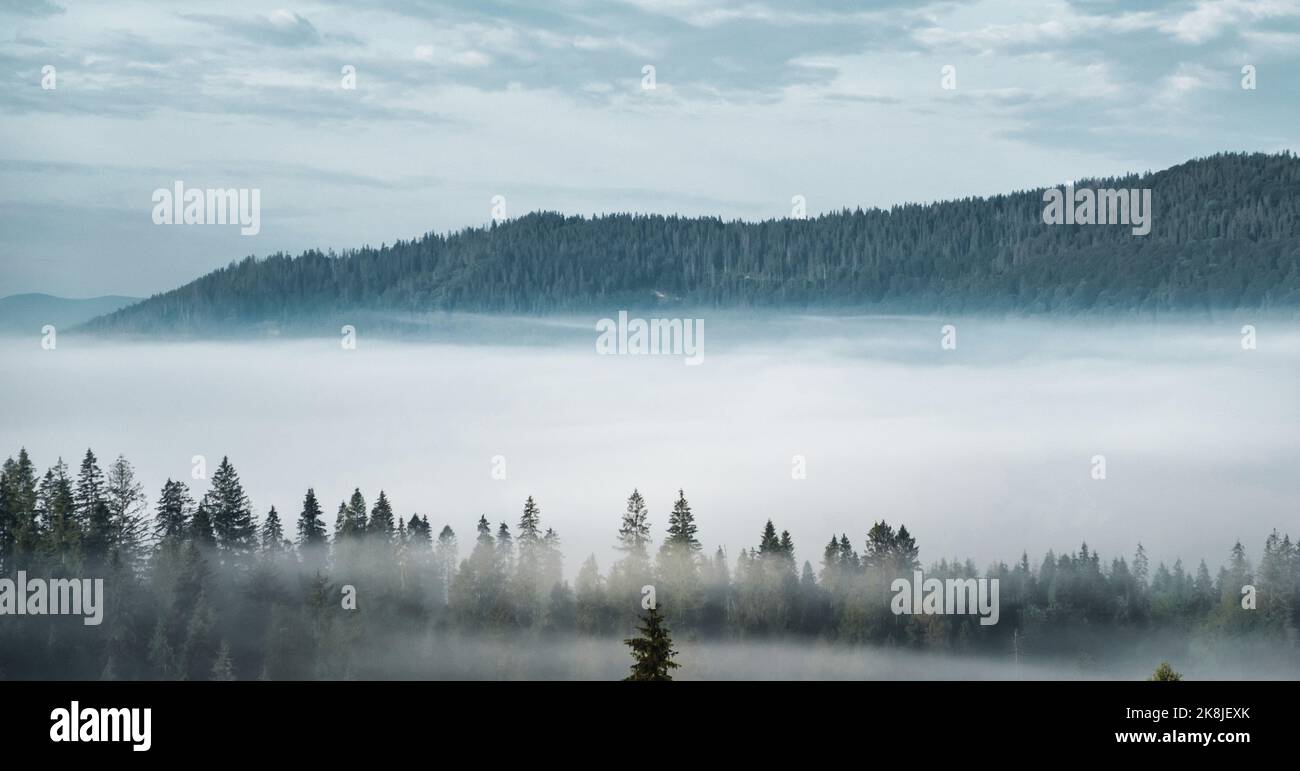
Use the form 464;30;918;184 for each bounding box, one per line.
1;447;1295;680
83;152;1300;334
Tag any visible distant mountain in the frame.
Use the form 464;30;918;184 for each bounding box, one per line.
86;152;1300;333
0;293;140;334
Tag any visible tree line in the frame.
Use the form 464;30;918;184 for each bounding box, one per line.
0;447;1296;680
85;152;1300;335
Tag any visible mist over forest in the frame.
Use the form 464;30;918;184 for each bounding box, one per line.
0;442;1296;681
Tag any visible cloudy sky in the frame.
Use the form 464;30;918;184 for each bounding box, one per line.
2;0;1298;297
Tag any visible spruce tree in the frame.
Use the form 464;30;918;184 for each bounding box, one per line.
1133;543;1150;586
204;457;256;556
260;507;285;551
623;603;680;681
36;458;77;565
74;448;104;528
332;502;348;540
434;525;458;603
820;535;841;587
369;490;395;536
661;489;700;554
496;521;514;574
617;489;651;559
296;488;327;546
758;520;780;555
105;455;149;566
516;496;544;592
837;534;859;574
155;479;193;540
894;525;919;571
347;488;368;534
518;496;542;543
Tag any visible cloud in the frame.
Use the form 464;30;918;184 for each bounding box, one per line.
0;0;64;17
2;0;1299;298
179;10;324;48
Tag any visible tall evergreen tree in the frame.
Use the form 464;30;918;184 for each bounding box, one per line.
155;479;193;541
105;454;149;566
518;496;542;543
260;507;285;551
342;488;368;537
1133;543;1150;586
369;490;395;537
758;520;781;555
203;457;256;557
296;488;327;547
617;489;652;559
661;489;700;554
74;448;104;528
623;603;680;681
434;525;458;603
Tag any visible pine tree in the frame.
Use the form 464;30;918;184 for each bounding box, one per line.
800;560;817;588
518;496;542;543
155;479;193;540
863;520;897;572
894;525;919;571
260;507;285;551
105;455;149;566
204;457;256;557
837;534;859;574
475;515;493;546
758;520;780;555
541;527;564;589
332;502;348;540
434;525;458;603
369;490;395;536
74;448;104;528
36;458;77;565
496;521;514;574
338;488;367;538
516;496;544;594
1133;543;1150;586
623;603;680;681
1;449;39;568
617;489;651;559
661;489;700;554
407;514;431;548
296;488;327;546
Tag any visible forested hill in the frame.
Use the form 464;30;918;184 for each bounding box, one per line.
88;152;1300;332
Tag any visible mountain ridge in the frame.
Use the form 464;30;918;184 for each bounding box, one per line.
84;152;1300;333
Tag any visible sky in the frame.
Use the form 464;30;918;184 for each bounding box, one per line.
2;0;1299;297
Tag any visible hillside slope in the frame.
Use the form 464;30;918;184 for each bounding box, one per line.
86;152;1300;332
